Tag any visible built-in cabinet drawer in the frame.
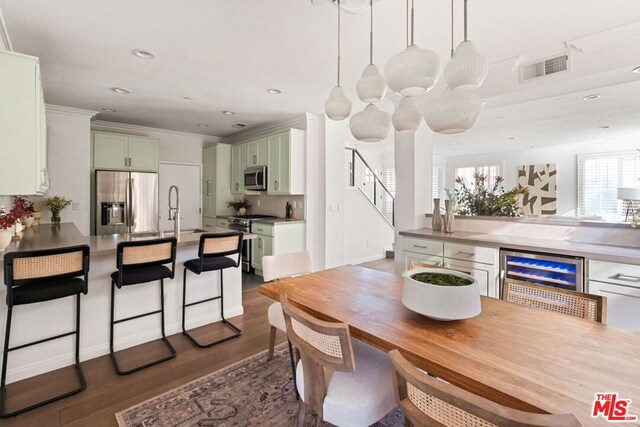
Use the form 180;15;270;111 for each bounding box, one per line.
403;238;443;257
444;259;497;298
404;253;443;271
203;217;216;227
589;280;640;332
589;260;640;289
444;242;496;265
216;218;229;228
252;223;274;237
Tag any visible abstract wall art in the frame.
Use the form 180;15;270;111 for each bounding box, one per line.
517;163;557;215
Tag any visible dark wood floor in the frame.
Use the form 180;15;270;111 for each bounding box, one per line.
0;258;395;426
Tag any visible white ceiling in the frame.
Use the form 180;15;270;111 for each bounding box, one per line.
1;0;640;138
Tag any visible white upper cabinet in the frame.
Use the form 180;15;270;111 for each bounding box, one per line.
0;51;48;195
93;132;158;172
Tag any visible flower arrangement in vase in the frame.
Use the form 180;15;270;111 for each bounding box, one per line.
44;196;72;225
228;198;252;216
0;209;19;251
13;196;35;227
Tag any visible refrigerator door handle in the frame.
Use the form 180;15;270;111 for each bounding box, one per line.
130;177;136;230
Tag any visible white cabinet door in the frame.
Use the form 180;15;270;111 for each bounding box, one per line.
202;146;214;218
589;281;640;332
158;163;201;231
404;253;444;272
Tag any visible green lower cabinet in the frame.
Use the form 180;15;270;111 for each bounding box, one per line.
251;223;305;274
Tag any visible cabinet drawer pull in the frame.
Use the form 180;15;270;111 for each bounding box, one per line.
206;180;211;196
609;273;640;283
413;245;428;249
456;251;476;257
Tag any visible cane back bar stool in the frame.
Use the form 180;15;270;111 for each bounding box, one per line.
110;237;177;375
389;349;582;427
1;245;90;417
182;232;243;348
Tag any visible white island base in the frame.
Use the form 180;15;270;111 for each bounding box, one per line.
0;228;247;384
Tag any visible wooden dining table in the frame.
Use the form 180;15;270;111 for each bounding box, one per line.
259;265;640;427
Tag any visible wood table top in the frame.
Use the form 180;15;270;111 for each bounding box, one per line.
259;265;640;427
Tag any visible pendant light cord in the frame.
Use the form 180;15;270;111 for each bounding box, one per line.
406;0;409;48
369;0;373;64
464;0;468;41
337;0;341;86
451;0;454;58
410;0;415;46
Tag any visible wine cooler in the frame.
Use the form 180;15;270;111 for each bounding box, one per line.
500;250;585;295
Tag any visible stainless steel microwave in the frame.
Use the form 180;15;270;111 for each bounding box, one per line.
244;165;267;191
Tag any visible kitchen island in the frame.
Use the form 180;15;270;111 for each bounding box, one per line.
0;223;255;384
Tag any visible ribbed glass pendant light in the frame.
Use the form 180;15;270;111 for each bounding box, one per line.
424;0;483;134
350;0;391;142
384;0;441;96
444;0;488;90
355;0;386;103
324;0;352;120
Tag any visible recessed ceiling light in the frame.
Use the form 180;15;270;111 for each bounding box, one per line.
183;96;192;100
507;137;516;140
133;49;155;59
223;110;236;115
232;123;247;129
632;66;640;74
267;88;282;95
102;108;117;113
197;124;208;128
497;116;505;120
599;125;611;129
111;87;130;94
583;94;601;100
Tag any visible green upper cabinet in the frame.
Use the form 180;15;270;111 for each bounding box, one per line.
202;145;215;217
246;138;268;166
230;143;245;194
267;129;305;195
128;136;158;172
93;132;159;172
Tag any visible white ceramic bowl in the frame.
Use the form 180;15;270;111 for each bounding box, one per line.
402;268;481;321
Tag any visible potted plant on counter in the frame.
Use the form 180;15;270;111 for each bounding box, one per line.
228;198;252;216
44;196;72;225
0;210;18;251
454;172;527;217
13;196;35;227
401;267;481;321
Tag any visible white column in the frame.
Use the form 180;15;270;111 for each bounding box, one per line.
394;126;434;271
305;113;327;271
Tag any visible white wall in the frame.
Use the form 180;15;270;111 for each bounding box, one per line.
445;138;640;217
344;188;394;264
324;119;347;268
305;113;326;271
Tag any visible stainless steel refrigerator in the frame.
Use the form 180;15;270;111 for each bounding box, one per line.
95;170;159;235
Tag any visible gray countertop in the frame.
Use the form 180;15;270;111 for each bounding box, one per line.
252;218;306;225
1;223;256;261
399;228;640;265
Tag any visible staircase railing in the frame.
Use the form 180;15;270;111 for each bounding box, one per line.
345;147;395;227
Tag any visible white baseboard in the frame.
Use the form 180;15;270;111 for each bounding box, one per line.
348;253;387;265
6;307;244;384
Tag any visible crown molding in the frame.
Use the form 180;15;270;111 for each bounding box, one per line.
0;6;13;51
91;120;225;143
565;20;640;53
224;114;306;144
45;104;99;119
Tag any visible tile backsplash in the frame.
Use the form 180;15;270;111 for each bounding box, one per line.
244;194;305;219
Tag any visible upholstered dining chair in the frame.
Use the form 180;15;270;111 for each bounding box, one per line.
280;293;396;427
503;279;606;323
389;349;583;427
262;250;312;361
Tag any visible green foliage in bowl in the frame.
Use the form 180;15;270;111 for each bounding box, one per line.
410;272;473;287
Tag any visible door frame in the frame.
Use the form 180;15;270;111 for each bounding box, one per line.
159;161;203;229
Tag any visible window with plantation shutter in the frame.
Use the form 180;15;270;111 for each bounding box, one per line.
578;152;640;221
432;167;445;200
454;165;501;190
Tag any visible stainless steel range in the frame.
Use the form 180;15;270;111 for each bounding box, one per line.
227;214;276;272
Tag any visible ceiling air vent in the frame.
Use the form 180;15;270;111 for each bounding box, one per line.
520;54;569;83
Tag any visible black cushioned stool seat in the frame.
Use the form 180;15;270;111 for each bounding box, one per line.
11;278;86;306
182;232;244;348
110;265;172;286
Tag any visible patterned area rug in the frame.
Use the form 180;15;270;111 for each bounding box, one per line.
116;343;404;426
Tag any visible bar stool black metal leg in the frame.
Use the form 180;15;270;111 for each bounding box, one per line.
0;298;86;418
182;268;242;348
287;339;300;400
182;267;188;335
110;280;176;376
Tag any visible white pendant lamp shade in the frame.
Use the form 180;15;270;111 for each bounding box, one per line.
356;64;386;103
325;86;352;120
392;96;422;133
385;45;441;96
349;104;392;142
424;89;483;134
444;41;489;91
